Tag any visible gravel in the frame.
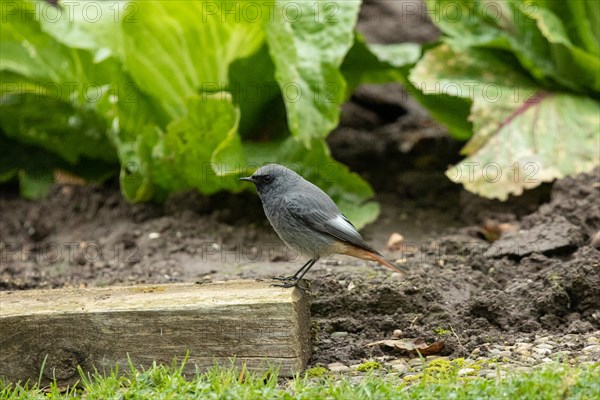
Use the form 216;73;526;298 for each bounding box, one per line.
323;331;600;378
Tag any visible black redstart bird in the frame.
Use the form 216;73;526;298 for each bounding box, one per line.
240;164;407;287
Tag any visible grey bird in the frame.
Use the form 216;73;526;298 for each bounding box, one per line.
240;164;407;287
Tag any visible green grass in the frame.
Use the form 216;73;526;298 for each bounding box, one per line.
1;359;598;400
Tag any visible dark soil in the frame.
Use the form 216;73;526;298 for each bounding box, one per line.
1;0;599;369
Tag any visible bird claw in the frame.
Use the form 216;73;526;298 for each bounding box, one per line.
271;275;297;282
270;281;297;288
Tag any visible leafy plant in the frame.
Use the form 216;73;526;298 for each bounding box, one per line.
408;0;600;200
0;0;418;228
4;0;594;224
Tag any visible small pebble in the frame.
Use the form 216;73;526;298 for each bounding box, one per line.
515;349;531;357
536;343;554;351
590;231;600;249
148;232;160;239
408;358;423;367
387;233;404;251
458;368;475;376
331;331;348;339
328;362;350;372
515;342;533;349
391;362;410;374
582;345;600;353
533;347;552;356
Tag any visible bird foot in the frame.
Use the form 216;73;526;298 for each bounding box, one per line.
270;279;310;290
270;281;298;288
271;275;297;282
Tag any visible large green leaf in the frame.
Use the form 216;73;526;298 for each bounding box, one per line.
36;0;126;60
0;1;119;163
1;0;72;82
425;0;600;94
536;0;600;56
0;91;117;164
341;34;418;92
0;0;389;219
447;93;600;200
342;35;473;140
119;0;265;119
148;94;246;197
410;44;538;149
266;0;361;145
411;44;600;199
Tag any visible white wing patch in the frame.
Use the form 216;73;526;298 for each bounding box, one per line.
328;214;362;241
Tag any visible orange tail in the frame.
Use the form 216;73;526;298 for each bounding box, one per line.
342;245;408;274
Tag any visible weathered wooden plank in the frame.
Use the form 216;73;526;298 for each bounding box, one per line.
0;281;311;385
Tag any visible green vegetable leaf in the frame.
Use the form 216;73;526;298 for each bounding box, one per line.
18;169;53;200
266;1;361;145
426;0;600;94
36;0;125;60
119;0;265;119
447;93;600;200
148;93;246;197
1;89;117;164
411;44;600;199
410;44;537;147
342;34;419;91
0;0;388;218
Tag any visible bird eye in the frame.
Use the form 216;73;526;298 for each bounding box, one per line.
263;175;274;184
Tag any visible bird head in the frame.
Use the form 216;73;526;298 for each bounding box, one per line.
240;164;301;197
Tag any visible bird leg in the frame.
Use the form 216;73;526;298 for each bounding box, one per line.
272;258;314;281
271;259;318;288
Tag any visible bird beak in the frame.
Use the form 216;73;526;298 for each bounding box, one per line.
239;176;255;183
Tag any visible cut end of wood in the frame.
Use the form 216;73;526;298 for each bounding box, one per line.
0;280;311;385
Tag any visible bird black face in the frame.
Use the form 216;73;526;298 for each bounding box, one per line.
257;174;274;185
239;173;274;185
240;164;301;196
239;173;276;194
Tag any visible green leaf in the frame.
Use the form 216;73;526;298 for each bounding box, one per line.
148;93;246;197
341;34;419;92
410;44;537;144
119;0;265;119
0;0;394;216
228;44;287;139
1;0;70;81
411;44;599;199
425;0;600;94
446;93;600;200
0;90;117;164
536;0;600;56
342;36;473;140
266;1;361;145
18;169;53;199
36;0;125;60
245;137;380;229
519;5;600;93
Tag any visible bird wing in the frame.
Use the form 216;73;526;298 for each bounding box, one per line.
283;192;381;255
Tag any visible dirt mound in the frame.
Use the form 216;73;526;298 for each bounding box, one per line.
308;171;600;365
